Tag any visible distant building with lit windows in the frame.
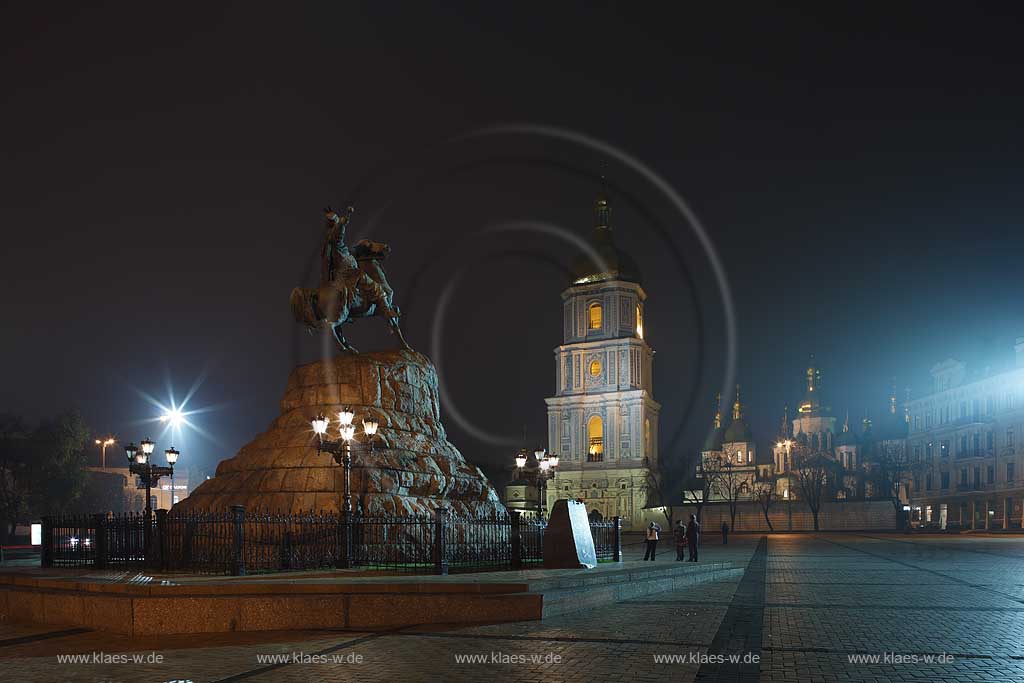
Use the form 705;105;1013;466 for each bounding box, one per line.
906;339;1024;530
543;193;660;529
769;355;907;503
700;387;771;500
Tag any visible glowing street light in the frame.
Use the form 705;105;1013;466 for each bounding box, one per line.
94;437;116;468
159;408;186;428
124;439;181;552
310;409;384;569
513;447;559;519
515;449;528;469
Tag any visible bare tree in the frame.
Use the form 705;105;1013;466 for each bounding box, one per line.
791;445;836;531
642;459;677;529
713;460;746;530
681;457;716;524
864;439;908;511
753;474;776;531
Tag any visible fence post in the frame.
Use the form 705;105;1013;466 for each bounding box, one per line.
510;510;522;570
434;507;449;575
93;513;107;570
231;505;246;576
155;509;168;572
41;517;52;568
612;516;622;562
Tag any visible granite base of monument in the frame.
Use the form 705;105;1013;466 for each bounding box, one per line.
175;349;503;517
542;499;598;569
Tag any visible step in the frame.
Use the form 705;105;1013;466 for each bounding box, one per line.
536;561;742;617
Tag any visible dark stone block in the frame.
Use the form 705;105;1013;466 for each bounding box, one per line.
543;499;597;569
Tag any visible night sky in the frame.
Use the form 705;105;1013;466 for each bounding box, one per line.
3;3;1024;485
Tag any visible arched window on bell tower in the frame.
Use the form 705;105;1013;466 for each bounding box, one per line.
588;302;603;331
588;415;604;462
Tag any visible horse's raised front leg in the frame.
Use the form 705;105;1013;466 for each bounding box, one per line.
331;321;359;354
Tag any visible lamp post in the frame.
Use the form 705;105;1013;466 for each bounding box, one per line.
165;446;180;505
124;439;179;553
777;439;793;531
311;409;380;568
95;437;116;468
514;448;559;519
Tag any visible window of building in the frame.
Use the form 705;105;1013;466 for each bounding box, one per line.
1008;393;1016;410
635;303;644;339
987;431;995;452
926;442;933;459
960;468;968;485
941;440;950;457
988;465;995;484
589;359;602;377
913;445;921;460
986;397;994;415
926;473;933;491
1008;428;1015;449
973;466;981;489
644;418;652;458
960;435;968;456
588;302;602;330
587;415;603;461
960;401;968;419
1008;462;1016;482
941;471;950;489
973;433;981;456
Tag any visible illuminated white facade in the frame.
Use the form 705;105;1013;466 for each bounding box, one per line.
543;194;660;530
906;339;1024;529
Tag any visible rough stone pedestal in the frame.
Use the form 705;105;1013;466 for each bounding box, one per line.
176;350;504;517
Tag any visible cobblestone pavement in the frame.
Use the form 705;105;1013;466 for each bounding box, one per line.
4;533;1024;681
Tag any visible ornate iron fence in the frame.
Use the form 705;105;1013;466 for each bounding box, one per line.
40;508;621;576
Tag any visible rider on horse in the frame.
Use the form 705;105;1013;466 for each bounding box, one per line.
290;205;411;353
321;206;400;320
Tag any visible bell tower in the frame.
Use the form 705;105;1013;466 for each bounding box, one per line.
544;192;661;530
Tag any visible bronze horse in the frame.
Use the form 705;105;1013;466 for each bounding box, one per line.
290;228;412;354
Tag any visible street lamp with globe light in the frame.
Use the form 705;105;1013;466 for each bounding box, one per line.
124;439;180;552
513;447;559;519
94;437;116;468
311;409;382;568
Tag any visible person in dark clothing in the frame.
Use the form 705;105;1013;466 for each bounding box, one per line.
686;514;701;562
674;520;687;561
643;521;661;560
721;520;729;544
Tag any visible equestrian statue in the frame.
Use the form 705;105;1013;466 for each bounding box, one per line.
290;205;412;353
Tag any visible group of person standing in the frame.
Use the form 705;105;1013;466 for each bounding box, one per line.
642;514;707;561
642;517;730;562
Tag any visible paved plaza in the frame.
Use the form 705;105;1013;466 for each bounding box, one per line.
3;533;1024;681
